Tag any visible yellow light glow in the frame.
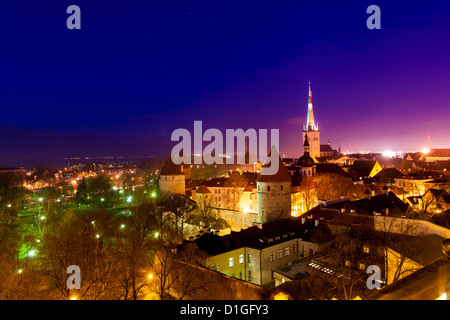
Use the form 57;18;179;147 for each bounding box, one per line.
422;148;430;154
243;205;250;214
437;292;447;300
148;273;153;279
70;296;77;300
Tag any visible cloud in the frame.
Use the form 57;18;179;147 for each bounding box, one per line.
285;116;305;126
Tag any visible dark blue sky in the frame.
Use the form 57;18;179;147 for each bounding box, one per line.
1;0;450;166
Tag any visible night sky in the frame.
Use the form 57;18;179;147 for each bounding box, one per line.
1;0;450;166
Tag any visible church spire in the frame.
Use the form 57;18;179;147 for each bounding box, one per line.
303;132;310;155
308;80;312;104
306;81;318;131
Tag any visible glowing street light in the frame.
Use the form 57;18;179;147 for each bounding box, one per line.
120;224;125;229
126;196;132;203
28;250;36;257
148;273;153;280
151;192;156;198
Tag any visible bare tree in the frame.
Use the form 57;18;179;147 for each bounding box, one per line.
224;173;247;211
38;209;117;300
299;176;318;212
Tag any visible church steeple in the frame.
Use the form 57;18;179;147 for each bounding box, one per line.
305;81;318;131
303;132;310;155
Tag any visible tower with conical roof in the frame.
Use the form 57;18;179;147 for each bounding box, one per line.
256;146;292;224
303;81;320;159
159;156;186;195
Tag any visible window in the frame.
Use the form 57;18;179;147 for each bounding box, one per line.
278;249;282;259
239;254;244;264
247;254;252;264
270;252;274;262
285;247;289;256
280;185;283;191
293;244;297;254
218;189;221;194
211;264;215;270
214;189;217;194
363;246;370;254
359;263;366;270
248;270;252;282
217;263;220;271
229;257;234;267
267;186;271;192
309;248;314;256
345;260;351;267
239;271;243;279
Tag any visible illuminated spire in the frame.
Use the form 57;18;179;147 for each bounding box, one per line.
306;81;318;131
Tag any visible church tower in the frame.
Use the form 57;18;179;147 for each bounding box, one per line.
256;147;292;224
303;81;320;159
296;132;316;177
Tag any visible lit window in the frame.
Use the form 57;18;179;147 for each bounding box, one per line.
285;247;289;256
247;254;252;263
345;260;351;267
278;250;282;259
239;254;244;264
359;263;366;270
270;252;274;262
217;263;220;271
229;257;234;267
363;246;370;253
293;244;297;254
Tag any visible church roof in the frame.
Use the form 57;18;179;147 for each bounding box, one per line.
320;144;334;152
296;154;315;168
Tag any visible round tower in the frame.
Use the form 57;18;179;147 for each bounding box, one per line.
256;148;292;224
159;156;186;195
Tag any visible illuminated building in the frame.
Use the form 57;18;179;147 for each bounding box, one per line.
302;82;321;159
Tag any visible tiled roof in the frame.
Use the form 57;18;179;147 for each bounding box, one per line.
160;156;184;176
190;217;333;255
350;160;377;177
257;148;291;183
